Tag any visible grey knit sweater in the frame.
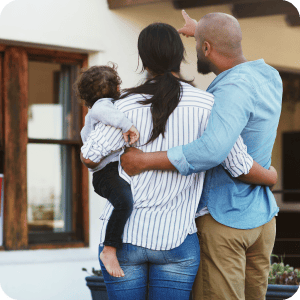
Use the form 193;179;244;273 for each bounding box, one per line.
80;98;132;172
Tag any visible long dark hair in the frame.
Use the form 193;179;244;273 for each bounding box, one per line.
120;23;192;144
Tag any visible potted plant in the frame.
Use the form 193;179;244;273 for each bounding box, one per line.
83;268;108;300
267;255;300;300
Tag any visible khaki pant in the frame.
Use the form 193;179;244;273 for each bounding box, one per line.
193;214;276;300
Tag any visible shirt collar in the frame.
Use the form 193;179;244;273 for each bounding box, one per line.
207;59;265;91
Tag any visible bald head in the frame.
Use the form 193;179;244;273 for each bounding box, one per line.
195;13;243;57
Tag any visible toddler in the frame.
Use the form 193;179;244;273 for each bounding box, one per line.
75;64;139;278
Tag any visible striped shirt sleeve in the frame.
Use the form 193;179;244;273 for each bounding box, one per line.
81;123;126;163
221;135;253;177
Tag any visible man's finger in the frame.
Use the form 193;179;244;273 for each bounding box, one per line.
182;9;190;22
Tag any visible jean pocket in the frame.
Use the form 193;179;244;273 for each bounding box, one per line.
116;245;129;264
163;248;198;268
163;235;200;268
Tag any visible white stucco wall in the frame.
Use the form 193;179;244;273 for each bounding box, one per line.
0;0;300;299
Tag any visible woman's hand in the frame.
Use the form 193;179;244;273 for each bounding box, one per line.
178;10;197;38
238;161;278;188
80;152;101;169
123;125;140;145
121;147;145;176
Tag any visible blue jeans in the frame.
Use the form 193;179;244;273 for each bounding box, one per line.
93;162;133;249
98;233;200;300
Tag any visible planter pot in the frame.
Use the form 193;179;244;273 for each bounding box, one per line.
85;276;299;300
85;275;192;299
266;284;299;300
85;276;109;300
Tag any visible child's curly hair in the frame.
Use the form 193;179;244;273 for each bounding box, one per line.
74;63;122;108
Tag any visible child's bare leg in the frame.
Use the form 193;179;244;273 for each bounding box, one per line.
100;246;125;277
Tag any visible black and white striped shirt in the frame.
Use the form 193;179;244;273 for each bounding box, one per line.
81;81;253;250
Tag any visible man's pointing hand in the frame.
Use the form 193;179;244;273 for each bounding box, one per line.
178;10;197;38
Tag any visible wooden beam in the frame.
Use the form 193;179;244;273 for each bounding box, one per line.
0;45;6;52
80;57;89;246
108;0;168;9
26;47;87;64
285;14;300;26
28;138;81;145
3;47;29;250
232;1;299;18
172;0;274;10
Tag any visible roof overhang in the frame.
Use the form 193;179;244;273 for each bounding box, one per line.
107;0;300;26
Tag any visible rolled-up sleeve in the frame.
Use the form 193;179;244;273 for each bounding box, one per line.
167;145;195;175
221;135;253;177
81;123;126;163
168;80;255;175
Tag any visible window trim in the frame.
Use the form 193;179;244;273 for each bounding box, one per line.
1;44;89;250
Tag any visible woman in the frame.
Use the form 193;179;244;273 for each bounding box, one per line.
82;23;275;299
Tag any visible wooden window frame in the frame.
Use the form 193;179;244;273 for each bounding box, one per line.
0;44;89;250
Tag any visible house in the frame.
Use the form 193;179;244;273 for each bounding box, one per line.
0;0;299;299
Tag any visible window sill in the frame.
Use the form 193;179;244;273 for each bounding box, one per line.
28;241;86;250
0;246;98;266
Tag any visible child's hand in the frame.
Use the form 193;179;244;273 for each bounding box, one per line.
123;125;140;145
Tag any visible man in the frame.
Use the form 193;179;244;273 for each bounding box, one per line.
121;12;282;300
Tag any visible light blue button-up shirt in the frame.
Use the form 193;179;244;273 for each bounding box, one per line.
167;59;282;229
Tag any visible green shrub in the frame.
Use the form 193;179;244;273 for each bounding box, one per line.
269;255;300;285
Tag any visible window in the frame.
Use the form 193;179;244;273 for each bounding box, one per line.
282;132;300;202
272;69;300;268
272;70;300;203
0;45;89;250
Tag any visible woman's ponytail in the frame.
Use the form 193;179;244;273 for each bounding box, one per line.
119;23;193;144
141;72;182;144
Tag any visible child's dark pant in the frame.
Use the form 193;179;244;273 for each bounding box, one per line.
93;161;133;249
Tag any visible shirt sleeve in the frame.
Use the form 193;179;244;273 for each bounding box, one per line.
80;111;93;144
81;122;126;163
168;80;255;175
91;99;133;132
221;135;253;177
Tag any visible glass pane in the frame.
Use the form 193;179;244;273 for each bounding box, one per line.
27;144;72;233
28;61;80;140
